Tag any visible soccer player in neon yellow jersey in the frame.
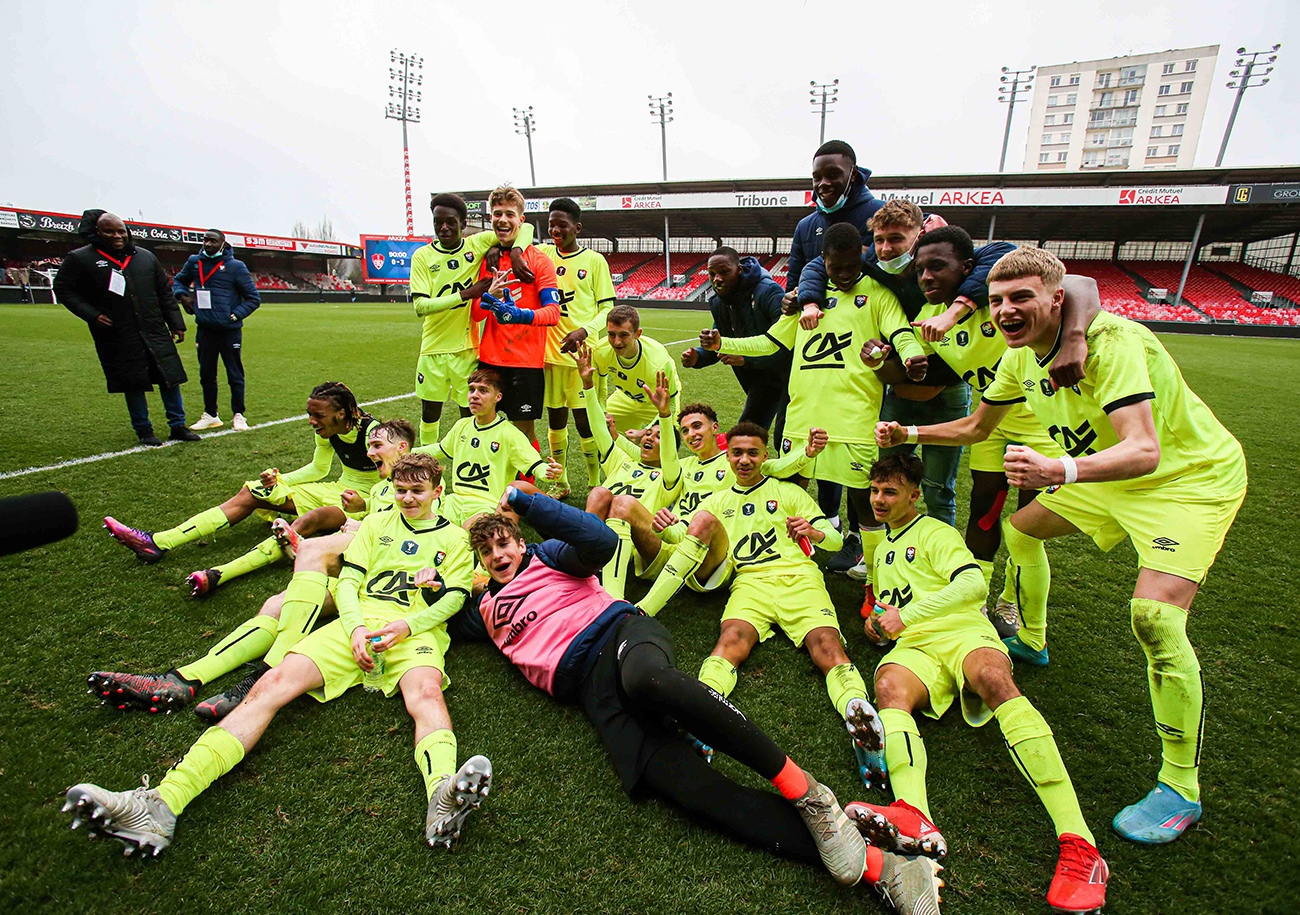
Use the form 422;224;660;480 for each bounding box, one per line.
592;304;682;434
699;222;928;608
850;453;1108;914
877;246;1247;845
538;198;616;495
633;421;889;790
410;192;534;445
66;453;494;855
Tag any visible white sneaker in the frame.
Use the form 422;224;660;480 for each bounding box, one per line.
189;413;223;431
846;558;871;581
232;413;250;431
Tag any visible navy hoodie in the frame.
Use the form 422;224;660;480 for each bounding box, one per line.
690;257;791;386
172;244;260;328
785;166;883;292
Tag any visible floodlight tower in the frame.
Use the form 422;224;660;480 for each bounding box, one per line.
988;65;1034;241
810;79;839;144
1217;44;1281;166
513;106;538;186
648;93;674;288
386;50;423;236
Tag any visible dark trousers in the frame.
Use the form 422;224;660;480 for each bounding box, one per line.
125;385;186;434
196;325;245;416
737;379;789;447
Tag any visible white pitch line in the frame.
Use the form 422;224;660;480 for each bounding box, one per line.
0;391;418;482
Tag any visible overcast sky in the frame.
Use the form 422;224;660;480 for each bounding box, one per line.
3;0;1295;243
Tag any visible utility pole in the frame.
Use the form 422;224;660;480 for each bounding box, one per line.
809;79;839;145
1217;44;1281;166
991;65;1035;241
513;106;538;186
386;50;423;237
648;93;674;290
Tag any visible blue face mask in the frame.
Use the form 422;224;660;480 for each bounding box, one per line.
877;250;914;275
815;176;853;214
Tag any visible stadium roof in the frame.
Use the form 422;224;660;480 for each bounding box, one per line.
454;165;1300;245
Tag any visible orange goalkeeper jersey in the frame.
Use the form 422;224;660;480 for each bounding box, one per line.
472;245;561;368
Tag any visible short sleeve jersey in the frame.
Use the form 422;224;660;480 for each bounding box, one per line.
767;275;917;445
409;231;497;355
592;336;682;417
982;311;1246;491
538;245;616;366
675;452;734;519
706;476;826;578
474;245;559;368
339;511;474;624
426;415;547;513
872;514;984;637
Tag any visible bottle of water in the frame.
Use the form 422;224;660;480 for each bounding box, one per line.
362;636;386;692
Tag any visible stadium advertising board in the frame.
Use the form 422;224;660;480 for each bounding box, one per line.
1229;183;1300;204
360;235;432;285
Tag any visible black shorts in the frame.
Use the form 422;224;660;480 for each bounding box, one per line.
478;361;544;421
577;613;681;794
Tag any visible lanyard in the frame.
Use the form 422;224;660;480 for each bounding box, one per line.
197;259;221;287
96;249;132;271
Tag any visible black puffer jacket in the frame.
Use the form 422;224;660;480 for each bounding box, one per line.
54;210;188;393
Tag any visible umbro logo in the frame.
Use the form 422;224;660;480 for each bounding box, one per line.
1023;380;1036;390
1152;537;1179;552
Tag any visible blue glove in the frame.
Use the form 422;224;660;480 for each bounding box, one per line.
481;289;535;324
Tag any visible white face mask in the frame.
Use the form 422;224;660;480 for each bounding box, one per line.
877;250;914;274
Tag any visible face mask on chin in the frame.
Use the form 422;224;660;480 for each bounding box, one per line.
815;182;851;215
877;250;914;275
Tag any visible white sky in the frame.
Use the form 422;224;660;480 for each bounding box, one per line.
3;0;1296;243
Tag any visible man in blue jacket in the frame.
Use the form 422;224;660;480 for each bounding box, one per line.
173;230;260;431
682;247;790;441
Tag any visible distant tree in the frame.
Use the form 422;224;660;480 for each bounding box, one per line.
291;215;351;283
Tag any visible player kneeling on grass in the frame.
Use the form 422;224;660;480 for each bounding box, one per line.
87;420;420;720
876;247;1247;845
65;453;491;855
851;453;1107;914
104;381;380;597
450;489;942;910
630;422;888;791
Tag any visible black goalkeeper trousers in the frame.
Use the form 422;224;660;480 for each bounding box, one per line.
618;641;820;864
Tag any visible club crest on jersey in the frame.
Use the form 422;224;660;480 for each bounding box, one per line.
401;540;419;556
742;503;755;516
717;469;727;481
981;321;996;337
465;251;475;262
417;372;425;383
434;550;446;565
782;438;792;454
490;441;500;452
766;500;778;514
556;266;566;276
578;269;587;279
905;547;916;562
694;471;704;482
650;470;660;480
854;294;867;308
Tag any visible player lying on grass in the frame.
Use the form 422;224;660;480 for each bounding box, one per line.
66;453;492;855
592;304;682;435
87;420;419;721
699;222;928;623
876;247;1247;845
907;226;1099;652
104;381;380;597
850;453;1107;914
450;490;943;910
627;422;888;791
420;368;550;529
538;197;616;494
600;400;818;603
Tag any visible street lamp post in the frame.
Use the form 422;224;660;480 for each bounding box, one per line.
1216;44;1281;166
386;50;423;237
810;79;839;145
648;93;674;290
990;65;1035;241
513;106;538;186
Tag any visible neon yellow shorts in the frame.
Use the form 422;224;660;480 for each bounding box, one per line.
633;540;673;579
605;388;658;434
291;617;450;702
969;406;1062;473
722;571;842;647
877;613;1008;726
440;492;496;529
1036;476;1246;583
781;435;875;489
417;350;478;407
544;363;584;410
246;478;369;519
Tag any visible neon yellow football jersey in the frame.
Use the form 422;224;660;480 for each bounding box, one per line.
592;336;682;419
674;448;814;521
982;311;1246;491
705;476;839;578
871;513;985;635
424;414;547;515
538;245;616;366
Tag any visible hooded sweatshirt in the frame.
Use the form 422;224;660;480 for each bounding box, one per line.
690;256;791;384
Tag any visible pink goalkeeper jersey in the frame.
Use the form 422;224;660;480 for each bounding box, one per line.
477;556;612;695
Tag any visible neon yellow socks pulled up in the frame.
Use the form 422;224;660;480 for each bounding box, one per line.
995;695;1094;842
547;428;569;487
176;614;277;684
265;571;330;666
880;708;930;819
1002;518;1050;650
415;729;458;800
1131;598;1203;802
153;506;231;551
580;436;600;486
859;525;886;565
602;519;633;601
156;726;246;815
420;420;439;447
638;534;708;616
213;537;283;584
826;662;868;719
698;655;738;697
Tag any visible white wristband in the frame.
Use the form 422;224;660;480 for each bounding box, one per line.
905;425;919;444
1059;455;1078;485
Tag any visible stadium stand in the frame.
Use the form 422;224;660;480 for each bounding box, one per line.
616;259;670;297
606;253;656;277
646;259;709;300
1061;260;1207;322
252;272;301;291
1198;303;1300;325
1122;263;1245;309
296;271;359;292
1206;263;1300;307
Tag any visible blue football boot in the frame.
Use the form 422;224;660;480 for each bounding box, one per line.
846;697;888;790
1004;634;1050;667
1113;782;1202;844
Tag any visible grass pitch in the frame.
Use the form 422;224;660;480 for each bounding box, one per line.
1;302;1297;914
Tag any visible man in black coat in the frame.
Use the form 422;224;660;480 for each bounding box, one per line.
54;210;201;446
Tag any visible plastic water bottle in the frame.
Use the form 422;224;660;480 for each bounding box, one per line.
362;636;385;692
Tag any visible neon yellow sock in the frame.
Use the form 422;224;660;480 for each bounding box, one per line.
213;537;283;584
177;614;277;684
881;708;930;820
977;559;995;591
415;729;458;800
1131;598;1203;802
859;525;886;565
1002;518;1050;650
153;506;230;551
603;518;633;601
547;428;570;487
420;420;439;447
998;555;1016;606
826;661;868;719
580;436;600;486
995;696;1095;842
155;726;246;815
698;655;738;698
265;571;330;666
638;534;708;617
